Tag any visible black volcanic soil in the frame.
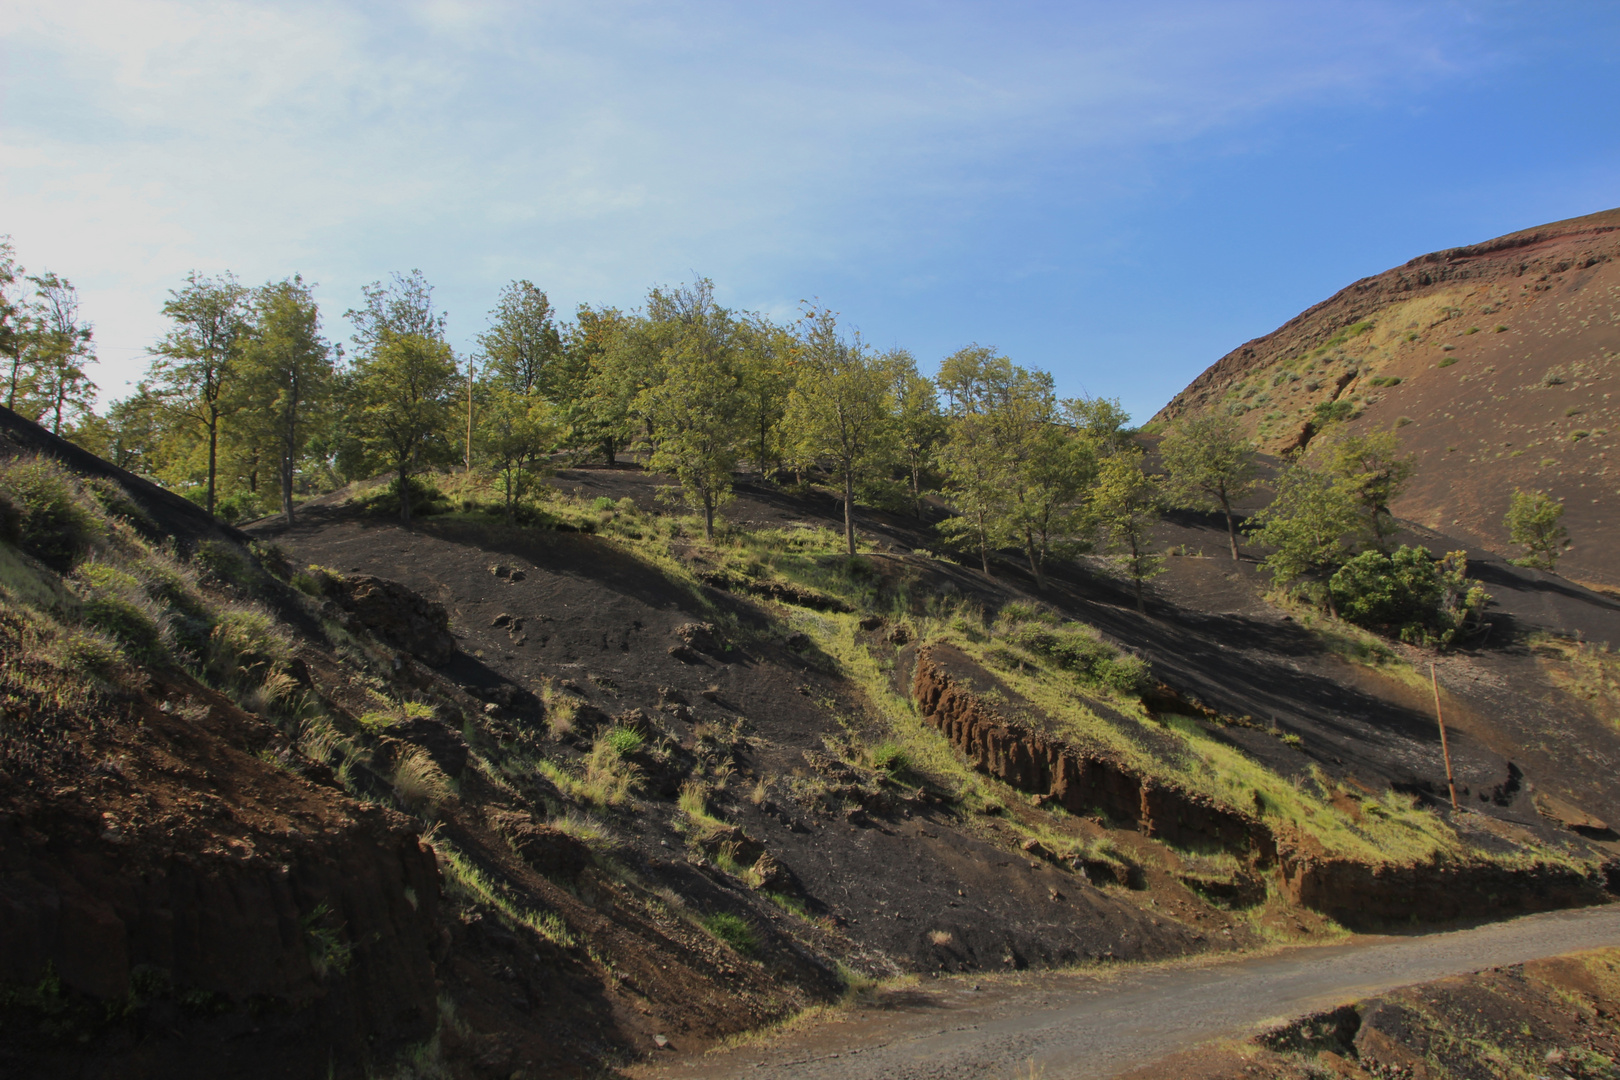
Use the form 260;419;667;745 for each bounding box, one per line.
1156;206;1620;589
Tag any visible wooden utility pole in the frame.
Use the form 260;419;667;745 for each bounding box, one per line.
466;359;475;472
1430;662;1459;813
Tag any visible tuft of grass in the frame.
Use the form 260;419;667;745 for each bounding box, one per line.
392;746;454;812
0;456;104;571
702;912;758;954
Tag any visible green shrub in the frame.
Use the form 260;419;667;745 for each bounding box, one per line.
83;477;153;530
603;726;645;756
869;740;910;775
1328;546;1489;647
357;475;451;518
0;457;103;571
81;595;165;664
1010;624;1150;693
702;912;758;954
212;489;264;525
1312;400;1358;427
192;540;254;587
1438;356;1458;368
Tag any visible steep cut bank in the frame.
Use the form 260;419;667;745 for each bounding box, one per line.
911;643;1613;927
1154;207;1620;586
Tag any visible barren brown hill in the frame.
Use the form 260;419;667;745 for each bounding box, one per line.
1154;207;1620;589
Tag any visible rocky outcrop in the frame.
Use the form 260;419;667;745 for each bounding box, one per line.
911;643;1613;927
333;575;456;667
912;644;1271;858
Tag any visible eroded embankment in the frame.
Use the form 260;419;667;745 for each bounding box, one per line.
911;644;1611;925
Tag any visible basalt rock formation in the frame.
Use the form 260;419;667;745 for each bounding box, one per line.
911;643;1612;927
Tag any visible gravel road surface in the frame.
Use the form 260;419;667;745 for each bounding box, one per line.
634;905;1620;1080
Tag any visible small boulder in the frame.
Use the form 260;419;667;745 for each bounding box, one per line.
673;622;722;654
336;575;455;667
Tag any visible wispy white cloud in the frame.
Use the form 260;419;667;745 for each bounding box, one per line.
1;0;1504;398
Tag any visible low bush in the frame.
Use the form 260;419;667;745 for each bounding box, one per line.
1328;546;1488;647
702;912;758;954
0;457;104;571
1009;624;1150;693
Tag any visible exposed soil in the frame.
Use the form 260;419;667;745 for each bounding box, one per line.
1155;205;1620;588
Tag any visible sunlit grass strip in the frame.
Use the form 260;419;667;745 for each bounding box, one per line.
431;837;575;948
788;608;996;806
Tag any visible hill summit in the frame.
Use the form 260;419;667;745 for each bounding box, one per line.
1155;207;1620;588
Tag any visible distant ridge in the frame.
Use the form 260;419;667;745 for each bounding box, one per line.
1155;208;1620;587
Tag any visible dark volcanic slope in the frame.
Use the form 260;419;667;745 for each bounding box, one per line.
1154;207;1620;588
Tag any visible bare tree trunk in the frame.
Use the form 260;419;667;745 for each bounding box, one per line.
1222;496;1240;561
1025;529;1044;590
1130;534;1146;613
703;490;715;540
205;403;219;516
843;467;856;556
281;406;297;526
399;460;412;525
978;511;992;577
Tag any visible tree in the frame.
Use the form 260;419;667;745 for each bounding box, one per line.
782;306;896;555
1329;546;1488;647
0;238;33;412
478;280;564;398
147;272;249;515
1315;429;1414;549
1245;462;1365;616
935;345;1021;575
346;270;445;356
888;351;945;518
236;276;332;524
1160;413;1259;560
1505;489;1567;571
478;387;561;520
632;281;746;538
25;272;97;435
352;332;458;523
737;315;797;480
566;304;638;464
1091;447;1163;612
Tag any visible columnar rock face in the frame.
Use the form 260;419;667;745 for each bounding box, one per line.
910;643;1613;926
0;682;445;1079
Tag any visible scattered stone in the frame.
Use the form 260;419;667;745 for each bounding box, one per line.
785;632;810;651
887;625;912;645
858;614;885;632
509;570;526;582
700;686;721;703
491;613;513;628
669;644;704;665
490;564;511;578
653;1034;670;1050
673;622;722;655
333;575;455;667
658;686;689;705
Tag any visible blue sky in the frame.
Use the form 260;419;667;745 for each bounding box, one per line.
3;1;1618;421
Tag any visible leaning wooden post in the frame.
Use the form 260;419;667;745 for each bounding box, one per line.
1430;661;1459;813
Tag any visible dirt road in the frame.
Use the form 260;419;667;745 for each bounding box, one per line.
634;905;1620;1080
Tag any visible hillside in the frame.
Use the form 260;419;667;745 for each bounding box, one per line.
1154;207;1620;588
3;397;1620;1077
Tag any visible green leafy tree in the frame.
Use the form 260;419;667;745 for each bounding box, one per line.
1064;395;1133;452
147;272;250;515
888;350;945;518
1315;429;1414;549
632;281;746;538
737;315;797;480
234;276;332;524
478;280;564;398
352;332;459;523
782;306;896;555
1090;447;1162;612
1245;462;1365;616
478;387;561;520
566;304;638;464
935;345;1021;575
24;272;97;436
1505;489;1567;571
1329;546;1489;646
0;238;34;412
346;270;445;355
1159;412;1259;560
